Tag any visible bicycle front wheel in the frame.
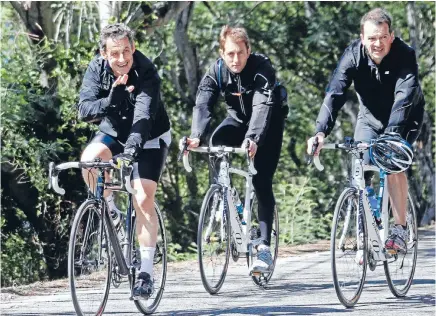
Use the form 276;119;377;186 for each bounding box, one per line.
331;188;367;308
133;203;168;314
68;199;111;316
197;184;230;294
384;192;418;297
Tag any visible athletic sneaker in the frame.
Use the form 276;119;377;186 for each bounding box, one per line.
133;272;154;300
385;225;407;253
250;245;273;274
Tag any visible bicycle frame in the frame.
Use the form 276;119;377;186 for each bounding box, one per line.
353;159;390;262
217;154;254;254
49;161;137;276
181;145;257;255
315;144;392;262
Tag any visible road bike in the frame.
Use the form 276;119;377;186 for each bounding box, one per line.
178;139;279;294
49;159;167;315
312;137;417;307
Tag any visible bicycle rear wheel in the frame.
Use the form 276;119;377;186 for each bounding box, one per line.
249;193;279;287
133;203;167;314
384;192;418;297
331;188;367;308
68;199;111;316
198;184;230;294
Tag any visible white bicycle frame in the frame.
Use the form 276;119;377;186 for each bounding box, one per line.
314;143;391;262
182;146;257;254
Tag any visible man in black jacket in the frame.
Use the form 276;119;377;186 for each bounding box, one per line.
78;23;171;299
307;8;425;253
184;25;287;274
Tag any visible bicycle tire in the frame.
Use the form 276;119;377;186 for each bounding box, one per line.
68;199;111;316
133;202;168;314
331;187;367;308
197;184;230;294
384;192;418;297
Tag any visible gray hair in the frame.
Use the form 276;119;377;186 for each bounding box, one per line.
360;8;393;34
99;23;134;51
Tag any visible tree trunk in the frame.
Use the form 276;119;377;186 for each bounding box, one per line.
98;1;113;29
174;3;199;103
10;1;57;89
407;1;419;59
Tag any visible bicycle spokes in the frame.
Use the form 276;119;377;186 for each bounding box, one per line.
331;188;366;308
198;185;230;294
383;193;417;297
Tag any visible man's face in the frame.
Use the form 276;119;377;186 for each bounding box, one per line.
101;37;135;76
220;37;250;74
360;21;394;65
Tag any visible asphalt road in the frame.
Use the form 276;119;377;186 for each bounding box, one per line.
2;228;434;316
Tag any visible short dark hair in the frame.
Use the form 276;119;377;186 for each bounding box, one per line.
99;23;134;52
360;8;393;34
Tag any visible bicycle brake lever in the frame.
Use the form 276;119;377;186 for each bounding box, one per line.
307;137;319;165
177;136;188;162
122;165;136;195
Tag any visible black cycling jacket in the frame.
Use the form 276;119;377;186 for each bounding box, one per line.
315;37;425;137
77;50;170;155
191;53;284;146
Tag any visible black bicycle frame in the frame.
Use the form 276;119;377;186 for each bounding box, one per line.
95;168;130;276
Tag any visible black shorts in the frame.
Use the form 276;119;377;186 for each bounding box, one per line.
89;132;168;183
354;118;422;164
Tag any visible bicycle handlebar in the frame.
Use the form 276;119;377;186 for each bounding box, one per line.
312;142;372;171
179;141;257;175
48;160;136;195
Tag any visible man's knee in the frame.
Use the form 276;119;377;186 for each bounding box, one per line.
81;143;112;161
387;172;407;182
133;179;157;211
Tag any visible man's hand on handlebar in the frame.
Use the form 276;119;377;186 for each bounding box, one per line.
186;137;200;149
307;132;325;156
111;153;134;169
242;138;257;159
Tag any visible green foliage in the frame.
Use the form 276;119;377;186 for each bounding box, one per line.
1;209;46;286
1;1;434;287
166;242;197;262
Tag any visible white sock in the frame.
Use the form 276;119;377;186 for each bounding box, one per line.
140;246;155;277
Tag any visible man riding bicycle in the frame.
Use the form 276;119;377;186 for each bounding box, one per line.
184;25;288;274
77;23;171;299
307;8;425;253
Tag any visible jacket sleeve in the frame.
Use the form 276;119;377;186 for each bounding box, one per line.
244;61;277;145
77;61;111;122
315;47;356;136
190;63;220;141
124;66;161;155
385;50;423;134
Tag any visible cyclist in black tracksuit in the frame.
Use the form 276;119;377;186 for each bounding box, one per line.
185;25;288;274
307;8;425;253
78;23;170;299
